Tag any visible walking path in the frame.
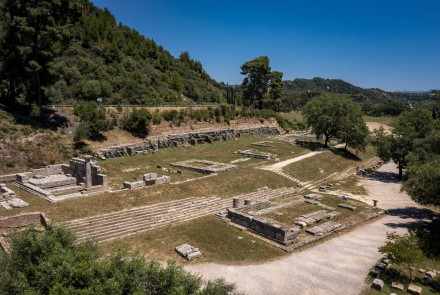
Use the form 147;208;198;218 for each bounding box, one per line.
186;163;426;295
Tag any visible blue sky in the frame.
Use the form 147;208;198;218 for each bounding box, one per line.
91;0;439;91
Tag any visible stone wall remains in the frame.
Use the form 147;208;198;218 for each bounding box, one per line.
227;209;299;245
0;212;51;230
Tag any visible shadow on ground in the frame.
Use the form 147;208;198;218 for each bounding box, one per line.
364;171;400;184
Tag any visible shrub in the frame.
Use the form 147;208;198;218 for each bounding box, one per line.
120;108;152;137
21;125;34;136
5;160;15;168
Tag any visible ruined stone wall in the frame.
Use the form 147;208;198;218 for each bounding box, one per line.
0;212;51;230
31;164;67;177
0;174;16;183
227;209;298;245
68;158;105;186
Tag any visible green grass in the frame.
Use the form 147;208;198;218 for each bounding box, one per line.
363;116;395;126
3;167;294;223
265;202;316;225
99;136;308;189
281;111;304;122
335;175;368;195
283;145;376;182
102;215;285;264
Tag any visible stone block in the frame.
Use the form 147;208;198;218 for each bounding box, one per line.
369;268;380;277
175;243;201;260
426;271;436;278
143;173;158;181
371;278;384;291
8;198;29;208
376;262;387;270
391;282;404;291
338;203;357;211
154;176;170;185
407;284;422;295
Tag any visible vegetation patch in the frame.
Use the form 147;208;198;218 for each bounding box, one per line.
283;145;376;182
103;216;285;264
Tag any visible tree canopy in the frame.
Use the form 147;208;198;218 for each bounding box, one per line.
372;106;433;178
240;56;283;111
0;0;224;109
0;227;241;295
302;94;368;149
378;232;424;282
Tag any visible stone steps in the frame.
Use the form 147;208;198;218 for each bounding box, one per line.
63;187;296;244
73;198;222;237
74;198;226;243
64;197;201;228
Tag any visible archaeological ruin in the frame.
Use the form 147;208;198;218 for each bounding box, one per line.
13;156;108;202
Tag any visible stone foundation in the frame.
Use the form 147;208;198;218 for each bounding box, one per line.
0;212;51;230
171;159;237;174
227;208;299;245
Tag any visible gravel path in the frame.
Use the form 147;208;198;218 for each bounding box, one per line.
186;163;424;295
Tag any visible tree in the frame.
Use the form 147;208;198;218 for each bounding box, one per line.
120;108;152;137
378;232;424;282
0;227;241;294
372;107;433;178
74;101;113;140
241;56;283;110
267;71;284;112
403;156;440;206
0;0;82;108
302;94;367;148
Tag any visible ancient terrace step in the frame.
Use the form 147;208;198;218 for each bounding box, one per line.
63;187;297;244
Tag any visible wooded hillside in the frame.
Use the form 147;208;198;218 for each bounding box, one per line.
0;0;224;110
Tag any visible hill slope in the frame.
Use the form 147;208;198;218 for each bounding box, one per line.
0;0;224;108
282;77;436;115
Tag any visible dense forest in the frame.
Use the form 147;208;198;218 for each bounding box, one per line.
0;0;224;111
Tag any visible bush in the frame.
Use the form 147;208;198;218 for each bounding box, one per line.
5;159;15;168
21;125;34;136
0;228;241;295
120;108;152;137
74;102;113;139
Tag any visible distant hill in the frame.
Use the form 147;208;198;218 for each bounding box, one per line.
0;0;224;109
281;77;436;116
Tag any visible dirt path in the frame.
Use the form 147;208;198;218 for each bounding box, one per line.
186;163;425;295
263;150;324;171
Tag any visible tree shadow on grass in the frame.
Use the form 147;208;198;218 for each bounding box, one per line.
329;147;361;161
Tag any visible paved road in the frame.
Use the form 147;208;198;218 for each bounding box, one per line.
187;163;425;295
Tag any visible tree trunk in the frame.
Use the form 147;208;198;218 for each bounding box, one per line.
398;163;403;179
35;71;42;108
324;136;329;148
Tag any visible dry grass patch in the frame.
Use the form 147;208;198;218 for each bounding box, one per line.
283;145;376;182
335;176;368;195
102;216;285;265
2;168;294;223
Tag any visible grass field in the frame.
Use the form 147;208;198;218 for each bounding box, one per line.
281;111;304;123
99;136;308;189
102;215;285;264
363;116;395;126
283;145;376;182
281;111;395;127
